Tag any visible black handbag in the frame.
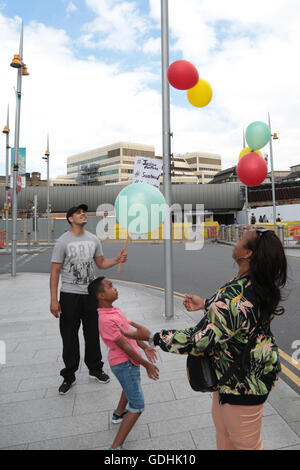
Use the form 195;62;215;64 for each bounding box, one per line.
187;353;217;392
186;322;261;393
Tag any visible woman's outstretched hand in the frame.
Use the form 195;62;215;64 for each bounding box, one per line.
183;294;206;312
120;321;151;341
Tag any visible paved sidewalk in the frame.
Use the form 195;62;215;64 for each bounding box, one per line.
285;249;300;258
0;273;299;450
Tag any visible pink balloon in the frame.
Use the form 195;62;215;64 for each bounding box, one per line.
237;152;268;187
167;60;199;90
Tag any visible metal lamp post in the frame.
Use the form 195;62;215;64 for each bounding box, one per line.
161;0;174;319
10;21;30;276
2;106;10;250
243;129;249;225
268;113;278;230
43;134;51;243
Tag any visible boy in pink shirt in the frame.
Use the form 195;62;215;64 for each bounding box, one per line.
88;277;159;450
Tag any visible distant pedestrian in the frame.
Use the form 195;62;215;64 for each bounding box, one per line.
262;215;268;223
276;214;282;222
50;204;127;395
259;215;263;223
250;213;256;225
122;228;287;450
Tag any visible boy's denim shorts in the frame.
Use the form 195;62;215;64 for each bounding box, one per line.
110;361;145;413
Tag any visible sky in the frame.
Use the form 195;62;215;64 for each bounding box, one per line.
0;0;299;179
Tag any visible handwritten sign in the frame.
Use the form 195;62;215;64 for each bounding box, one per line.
133;156;163;188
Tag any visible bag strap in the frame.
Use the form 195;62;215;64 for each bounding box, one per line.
218;317;261;387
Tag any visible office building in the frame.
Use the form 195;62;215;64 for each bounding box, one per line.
66;142;155;186
182;152;222;184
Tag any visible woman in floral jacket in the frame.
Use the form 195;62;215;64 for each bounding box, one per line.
122;228;287;450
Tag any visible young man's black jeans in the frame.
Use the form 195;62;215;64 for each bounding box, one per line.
59;292;103;382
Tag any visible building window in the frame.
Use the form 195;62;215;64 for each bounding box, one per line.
198;157;221;165
108;149;121;158
122;149;155;158
100;169;119;176
67;154;109;170
198;167;218;172
99;160;120;168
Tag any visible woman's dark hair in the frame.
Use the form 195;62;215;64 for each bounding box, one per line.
246;230;287;324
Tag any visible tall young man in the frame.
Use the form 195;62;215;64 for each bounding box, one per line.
50;204;127;395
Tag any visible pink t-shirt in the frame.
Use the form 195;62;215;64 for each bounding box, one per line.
98;307;141;366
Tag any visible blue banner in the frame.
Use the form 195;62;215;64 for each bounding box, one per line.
11;147;26;175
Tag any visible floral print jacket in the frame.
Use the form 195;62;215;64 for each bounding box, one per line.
154;277;281;405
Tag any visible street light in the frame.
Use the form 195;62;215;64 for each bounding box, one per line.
10;54;22;68
2;106;10;250
22;64;30;76
42;134;50;243
161;0;174;319
243;129;249;225
10;21;30;277
268;113;278;230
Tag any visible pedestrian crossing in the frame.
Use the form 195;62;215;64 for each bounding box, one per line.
0;247;49;274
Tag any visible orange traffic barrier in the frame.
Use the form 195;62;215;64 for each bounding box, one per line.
0;231;5;247
290;226;300;241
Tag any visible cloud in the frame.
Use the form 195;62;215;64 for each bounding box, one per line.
143;37;160;55
66;2;78;15
148;0;300;170
79;0;149;52
0;13;162;179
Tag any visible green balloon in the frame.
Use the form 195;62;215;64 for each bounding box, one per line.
246;121;271;151
115;183;167;234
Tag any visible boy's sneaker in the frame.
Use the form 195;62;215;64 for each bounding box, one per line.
89;370;110;384
59;379;76;395
111;409;128;424
108;445;124;450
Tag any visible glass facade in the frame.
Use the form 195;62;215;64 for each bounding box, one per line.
100;169;119;176
67;154;109;170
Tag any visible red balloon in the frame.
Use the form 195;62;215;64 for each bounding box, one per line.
167;60;199;90
237;152;268;187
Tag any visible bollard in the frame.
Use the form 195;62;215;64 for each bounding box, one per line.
235;225;240;241
278;225;284;245
228;225;232;243
27;232;31;250
220;225;225;240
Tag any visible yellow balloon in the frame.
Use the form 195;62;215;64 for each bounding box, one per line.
239;147;262;161
187;78;213;108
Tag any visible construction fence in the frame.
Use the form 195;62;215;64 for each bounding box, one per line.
217;222;300;247
0;218;299;247
0;217;220;244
